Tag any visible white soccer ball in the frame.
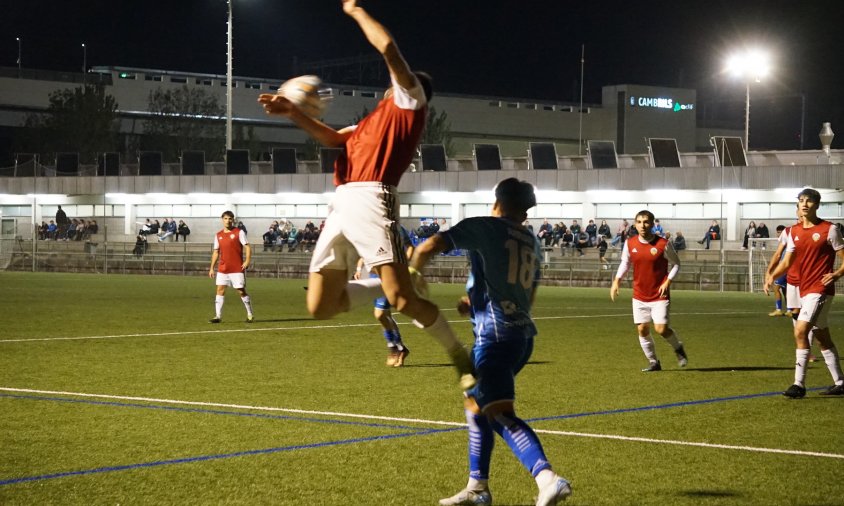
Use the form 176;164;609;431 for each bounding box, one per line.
278;75;329;119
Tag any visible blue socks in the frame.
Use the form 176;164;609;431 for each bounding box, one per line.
466;410;494;480
491;413;552;477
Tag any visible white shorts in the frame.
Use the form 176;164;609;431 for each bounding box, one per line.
310;183;404;273
216;272;246;289
632;299;670;325
797;293;833;329
786;284;801;310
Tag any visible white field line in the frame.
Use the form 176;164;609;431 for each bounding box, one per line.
0;311;754;344
2;386;842;460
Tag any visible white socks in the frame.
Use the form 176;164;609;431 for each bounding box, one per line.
215;295;224;318
794;349;810;387
423;312;463;353
639;335;657;363
241;295;253;317
821;347;844;385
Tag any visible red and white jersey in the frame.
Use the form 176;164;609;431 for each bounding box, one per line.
334;75;427;187
213;228;249;274
786;220;844;296
780;223;800;286
617;235;680;302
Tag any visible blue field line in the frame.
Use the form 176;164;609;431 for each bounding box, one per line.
0;428;448;487
526;387;827;423
1;386;829;487
0;393;423;431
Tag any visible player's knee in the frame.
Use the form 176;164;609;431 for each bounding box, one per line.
654;324;669;336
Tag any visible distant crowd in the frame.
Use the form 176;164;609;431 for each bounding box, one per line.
529;218;688;256
37;205;98;241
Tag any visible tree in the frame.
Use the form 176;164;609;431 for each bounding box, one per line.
422;106;454;156
144;86;225;161
18;84;119;163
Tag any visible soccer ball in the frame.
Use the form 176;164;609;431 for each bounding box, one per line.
277;75;330;119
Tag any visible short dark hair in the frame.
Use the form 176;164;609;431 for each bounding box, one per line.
221;210;234;219
776;225;785;232
494;178;536;213
414;71;433;102
797;188;821;203
636;210;655;222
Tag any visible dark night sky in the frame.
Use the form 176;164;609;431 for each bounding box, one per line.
3;0;843;149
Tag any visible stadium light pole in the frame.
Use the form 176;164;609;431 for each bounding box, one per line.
725;49;771;151
225;0;234;151
16;37;22;76
81;43;87;82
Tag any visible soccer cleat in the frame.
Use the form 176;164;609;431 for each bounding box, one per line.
245;315;254;323
438;487;492;506
783;384;806;399
768;309;784;317
385;348;399;367
642;361;662;372
675;346;688;368
394;347;410;367
819;383;844;396
208;317;221;324
536;476;572;506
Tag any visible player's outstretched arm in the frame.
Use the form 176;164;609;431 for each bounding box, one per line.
342;0;416;91
258;94;351;147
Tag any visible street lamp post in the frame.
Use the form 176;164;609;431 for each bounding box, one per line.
16;37;22;76
82;43;87;82
726;49;771;151
226;0;234;151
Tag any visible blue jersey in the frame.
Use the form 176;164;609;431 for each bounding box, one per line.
443;216;540;344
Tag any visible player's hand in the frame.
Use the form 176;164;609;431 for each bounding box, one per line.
658;280;670;298
258;93;294;116
762;274;773;295
353;270;362;280
241;262;250;271
610;281;619;302
821;272;839;286
208;268;214;279
456;296;470;316
341;0;359;15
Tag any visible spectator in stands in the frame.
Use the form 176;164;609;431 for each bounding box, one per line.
66;219;78;241
570;219;582;240
300;226;318;253
75;219;86;240
585;219;598;246
550;222;564;247
653;219;665;237
597;235;610;269
47;221;57;240
237;220;248;235
438;218;448;231
611;219;629;248
177;220;190;242
263;226;278;251
673;231;687;251
756;222;770;249
429;219;440;235
698;220;720;249
742;221;756;250
158;218;177;242
574;230;589;256
56;205;69;239
133;234;147;258
523;220;533;234
37;221;48;240
150;220;161;236
561;227;574;252
537;218;553;246
87;220;98;235
287;225;299;252
598;219;612;241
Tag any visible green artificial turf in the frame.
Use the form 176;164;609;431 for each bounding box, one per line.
0;272;842;505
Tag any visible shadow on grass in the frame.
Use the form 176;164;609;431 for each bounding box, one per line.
248;318;313;323
684;366;793;372
679;490;741;499
402;360;552;369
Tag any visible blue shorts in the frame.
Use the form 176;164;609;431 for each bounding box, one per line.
369;272;391;310
468;336;533;410
774;275;787;288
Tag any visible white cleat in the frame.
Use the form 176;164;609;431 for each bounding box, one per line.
536;476;572;506
439;488;492;506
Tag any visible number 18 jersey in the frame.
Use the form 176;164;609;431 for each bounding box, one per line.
442;216;540;344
